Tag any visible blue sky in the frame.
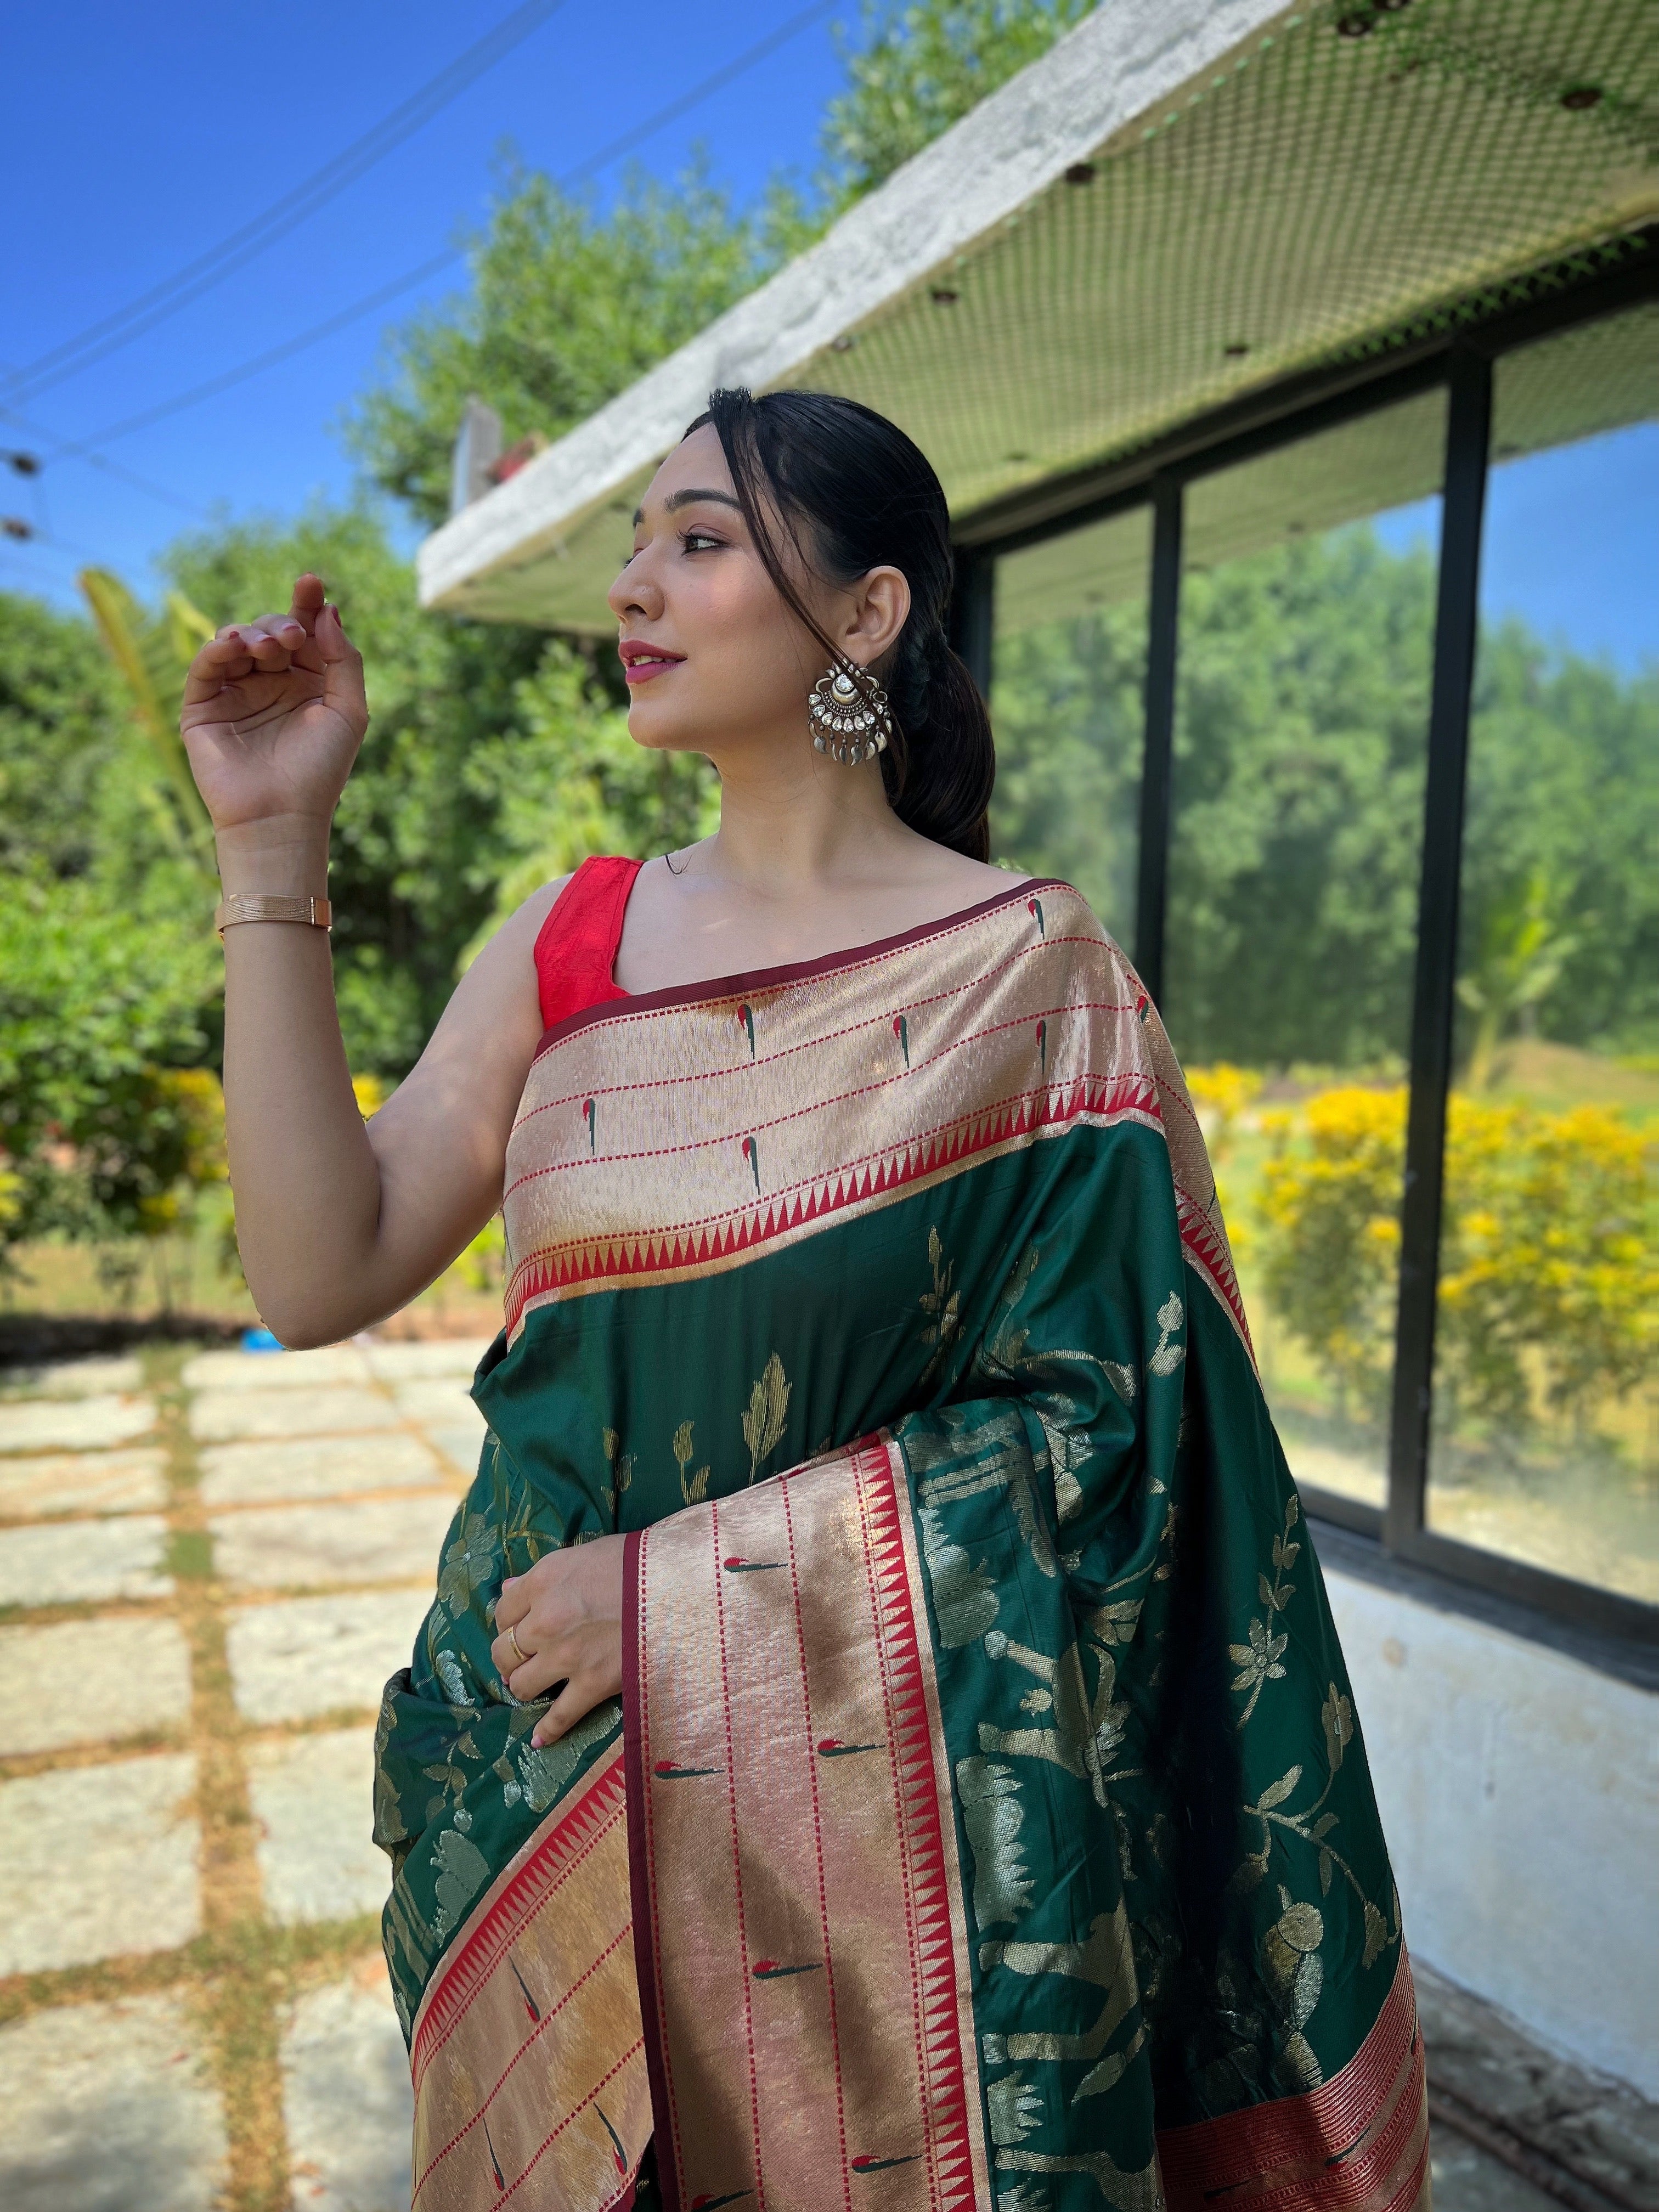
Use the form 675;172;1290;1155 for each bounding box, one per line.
1372;424;1658;676
0;1;845;602
3;3;1653;674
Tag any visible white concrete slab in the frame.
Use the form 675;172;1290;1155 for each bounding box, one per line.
198;1432;443;1508
226;1587;432;1724
364;1338;490;1381
0;1394;154;1454
181;1345;371;1392
0;1994;227;2212
246;1726;387;1925
0;1448;166;1520
0;1754;200;1973
0;1355;145;1399
1327;1566;1659;2100
0;1514;172;1606
0;1616;191;1755
188;1387;402;1444
280;1969;413;2212
208;1497;453;1593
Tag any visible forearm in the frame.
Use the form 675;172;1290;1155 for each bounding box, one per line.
217;817;387;1344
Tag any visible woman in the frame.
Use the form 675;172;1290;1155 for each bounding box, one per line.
183;390;1427;2212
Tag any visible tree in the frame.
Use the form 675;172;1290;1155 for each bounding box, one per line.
346;160;798;528
0;590;126;879
821;0;1096;205
348;3;1096;520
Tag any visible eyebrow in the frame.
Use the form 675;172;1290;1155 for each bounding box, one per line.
632;487;744;526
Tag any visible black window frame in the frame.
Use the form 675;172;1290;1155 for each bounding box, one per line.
951;238;1659;1657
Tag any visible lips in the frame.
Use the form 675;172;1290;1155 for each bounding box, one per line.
619;639;685;685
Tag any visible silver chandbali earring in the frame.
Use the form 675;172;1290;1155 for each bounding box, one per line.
808;661;894;765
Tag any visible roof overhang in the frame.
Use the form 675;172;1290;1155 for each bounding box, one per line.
418;0;1659;631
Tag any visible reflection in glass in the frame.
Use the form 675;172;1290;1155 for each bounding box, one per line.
1427;306;1659;1605
988;504;1150;946
1163;391;1449;1512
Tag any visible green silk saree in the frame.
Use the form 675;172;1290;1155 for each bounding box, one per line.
374;878;1430;2212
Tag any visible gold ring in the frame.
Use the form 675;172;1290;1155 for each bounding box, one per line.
506;1624;529;1667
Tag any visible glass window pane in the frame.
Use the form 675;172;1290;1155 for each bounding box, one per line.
1164;390;1449;1513
988;504;1150;946
1427;304;1659;1606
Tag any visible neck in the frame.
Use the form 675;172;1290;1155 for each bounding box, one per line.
693;727;918;897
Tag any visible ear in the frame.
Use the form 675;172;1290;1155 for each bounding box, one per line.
839;566;911;667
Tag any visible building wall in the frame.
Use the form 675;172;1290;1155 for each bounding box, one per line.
1326;1568;1659;2099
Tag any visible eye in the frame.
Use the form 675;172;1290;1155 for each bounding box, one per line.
681;528;726;554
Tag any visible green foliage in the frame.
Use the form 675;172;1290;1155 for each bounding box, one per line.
995;526;1659;1072
457;642;719;963
821;0;1096;204
346;159;800;528
0;868;223;1260
1462;623;1659;1056
0;589;127;878
990;598;1147;941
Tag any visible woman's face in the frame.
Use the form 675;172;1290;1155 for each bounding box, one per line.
607;424;907;759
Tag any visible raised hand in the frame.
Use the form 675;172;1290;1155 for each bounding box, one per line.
180;572;368;833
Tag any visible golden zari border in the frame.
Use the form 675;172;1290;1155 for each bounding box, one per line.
407;1750;650;2211
501;881;1253;1363
624;1434;994;2212
1156;1947;1431;2211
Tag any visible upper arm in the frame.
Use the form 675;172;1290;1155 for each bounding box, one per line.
359;877;571;1262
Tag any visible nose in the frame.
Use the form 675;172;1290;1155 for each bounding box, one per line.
608;546;663;624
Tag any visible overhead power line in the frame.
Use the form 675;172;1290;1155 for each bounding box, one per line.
69;0;842;455
1;0;574;409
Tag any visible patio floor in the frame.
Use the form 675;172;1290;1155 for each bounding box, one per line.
0;1339;1652;2210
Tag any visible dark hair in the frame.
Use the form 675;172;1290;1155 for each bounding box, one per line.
684;388;995;862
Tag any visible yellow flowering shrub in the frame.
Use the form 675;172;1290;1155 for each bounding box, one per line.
1437;1101;1657;1434
1254;1083;1658;1449
1258;1088;1408;1422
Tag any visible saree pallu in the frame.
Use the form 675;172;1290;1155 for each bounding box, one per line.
374;878;1430;2212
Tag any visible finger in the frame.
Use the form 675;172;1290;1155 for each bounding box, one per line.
532;1674;602;1748
506;1645;571;1704
493;1576;529;1631
317;601;370;733
182;632;254;704
291;572;326;628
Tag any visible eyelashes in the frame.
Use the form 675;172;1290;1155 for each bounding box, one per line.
680;529;727;554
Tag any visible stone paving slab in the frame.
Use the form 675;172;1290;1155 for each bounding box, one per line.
246;1727;388;1925
226;1588;433;1724
0;1446;167;1520
389;1379;485;1430
427;1423;488;1478
0;1753;200;1973
0;1354;146;1400
199;1432;445;1508
364;1338;491;1382
208;1496;454;1593
182;1346;373;1392
0;1393;155;1454
0;1993;227;2212
189;1387;403;1445
0;1616;192;1756
0;1513;172;1607
280;1968;412;2212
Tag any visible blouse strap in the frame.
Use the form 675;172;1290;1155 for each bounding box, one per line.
532;855;644;1033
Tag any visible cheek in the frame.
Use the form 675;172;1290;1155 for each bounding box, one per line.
631;567;814;738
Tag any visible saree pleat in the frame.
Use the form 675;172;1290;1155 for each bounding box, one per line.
374;879;1430;2212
